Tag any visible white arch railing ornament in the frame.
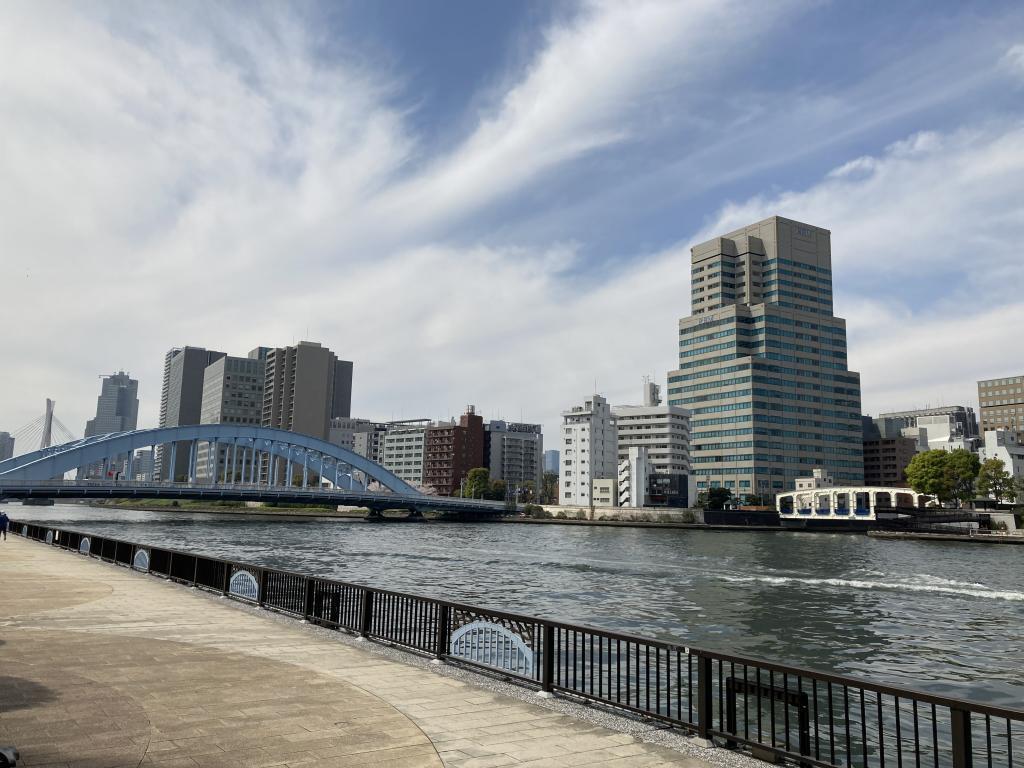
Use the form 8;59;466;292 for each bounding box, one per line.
45;529;53;544
21;524;28;536
449;620;535;677
229;569;260;602
79;537;91;555
133;548;150;572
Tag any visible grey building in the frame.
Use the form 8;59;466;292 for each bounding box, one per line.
328;417;378;452
195;353;266;482
81;371;139;479
380;419;431;486
878;405;979;440
0;432;14;462
543;449;560;474
156;347;226;481
353;423;388;463
131;448;154;481
667;216;864;498
485;421;543;494
977;375;1023;434
261;341;353;441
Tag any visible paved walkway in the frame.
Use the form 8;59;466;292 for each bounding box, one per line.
0;536;711;768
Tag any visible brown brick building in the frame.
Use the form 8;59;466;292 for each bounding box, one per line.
423;406;485;495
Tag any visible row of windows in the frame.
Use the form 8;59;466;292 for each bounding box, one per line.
761;267;833;286
694;440;862;456
761;256;832;276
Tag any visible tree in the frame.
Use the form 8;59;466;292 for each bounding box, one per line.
946;449;981;507
486;479;507;501
461;467;490;498
541;472;558;504
905;450;953;502
697;487;732;511
977;457;1015;503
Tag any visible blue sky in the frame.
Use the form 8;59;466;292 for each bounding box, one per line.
1;0;1023;444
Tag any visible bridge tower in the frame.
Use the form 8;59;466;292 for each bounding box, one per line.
41;398;55;450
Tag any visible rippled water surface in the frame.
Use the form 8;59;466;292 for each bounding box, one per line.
10;503;1024;706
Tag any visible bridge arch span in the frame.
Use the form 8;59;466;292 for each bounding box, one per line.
0;424;420;495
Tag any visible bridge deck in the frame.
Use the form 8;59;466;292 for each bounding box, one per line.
0;536;711;768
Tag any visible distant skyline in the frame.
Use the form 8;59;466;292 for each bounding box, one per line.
2;1;1023;444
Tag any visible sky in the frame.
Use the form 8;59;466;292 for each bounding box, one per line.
1;0;1023;447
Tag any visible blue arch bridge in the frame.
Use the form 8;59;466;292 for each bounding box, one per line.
0;424;508;517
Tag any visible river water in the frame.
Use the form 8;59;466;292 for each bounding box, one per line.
9;503;1023;707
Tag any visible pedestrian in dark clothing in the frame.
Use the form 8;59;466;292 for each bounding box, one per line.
0;511;8;541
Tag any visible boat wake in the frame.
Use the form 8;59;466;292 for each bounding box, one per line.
718;573;1024;601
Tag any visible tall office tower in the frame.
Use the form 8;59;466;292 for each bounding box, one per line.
559;394;618;506
261;341;353;442
0;432;14;462
667;216;863;498
80;371;140;479
978;375;1024;434
195;354;266;482
543;449;560;474
424;406;485;496
613;381;692;507
155;347;226;481
380;419;431;486
484;420;544;494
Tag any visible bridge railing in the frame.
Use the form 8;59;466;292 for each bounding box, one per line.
11;520;1022;768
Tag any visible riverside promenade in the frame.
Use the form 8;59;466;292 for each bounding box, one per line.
0;537;713;768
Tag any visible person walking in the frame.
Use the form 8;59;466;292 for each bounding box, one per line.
0;510;9;541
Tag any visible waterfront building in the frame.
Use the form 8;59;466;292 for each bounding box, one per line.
980;430;1024;481
261;341;353;441
862;416;921;487
543;449;560;474
156;346;226;481
485;420;543;494
80;371;139;479
559;394;617;506
380;419;431;486
613;381;692;506
878;406;979;441
794;467;834;491
978;375;1024;435
617;446;652;507
667;216;864;497
0;431;14;462
424;407;485;496
195;353;265;482
591;478;618;507
352;422;388;463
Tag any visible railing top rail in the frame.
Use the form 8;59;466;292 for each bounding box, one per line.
15;518;1024;722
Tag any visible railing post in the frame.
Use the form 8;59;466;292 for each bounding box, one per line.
222;563;231;595
541;624;555;693
304;578;316;621
697;653;713;741
359;589;374;638
951;709;972;768
258;569;269;608
434;604;450;660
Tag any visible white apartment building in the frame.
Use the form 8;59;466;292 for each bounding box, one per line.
559;394;617;506
981;430;1024;480
617;446;652;507
380;419;430;486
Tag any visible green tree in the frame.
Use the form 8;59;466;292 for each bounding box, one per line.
461;467;490;498
541;472;558;504
905;450;953;502
486;479;507;501
697;487;733;511
977;457;1015;503
946;449;981;507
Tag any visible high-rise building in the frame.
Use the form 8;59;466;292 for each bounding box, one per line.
978;376;1024;434
80;371;140;479
156;347;226;480
667;216;864;498
261;341;353;441
195;353;265;482
543;449;560;474
131;448;154;481
485;421;543;494
559;394;617;506
613;381;691;506
0;432;14;462
861;415;921;487
424;407;485;496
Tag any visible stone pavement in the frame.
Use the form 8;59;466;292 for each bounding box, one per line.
0;535;713;768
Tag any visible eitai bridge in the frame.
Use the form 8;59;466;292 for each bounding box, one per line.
0;424;507;516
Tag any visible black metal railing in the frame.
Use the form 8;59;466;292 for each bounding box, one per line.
11;520;1022;768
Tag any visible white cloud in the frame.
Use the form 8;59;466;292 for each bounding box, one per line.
1002;44;1024;81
